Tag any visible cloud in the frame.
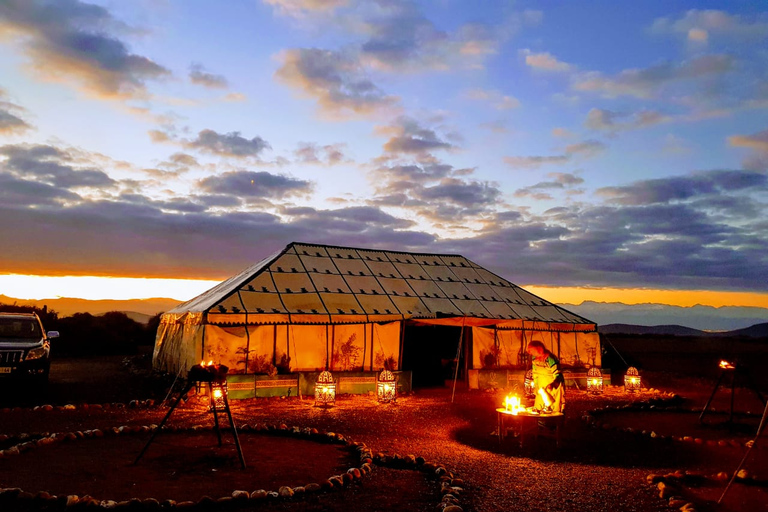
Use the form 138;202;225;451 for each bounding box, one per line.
0;143;117;189
189;63;229;89
573;54;734;99
728;130;768;153
377;117;455;157
294;142;349;165
514;172;584;199
415;178;501;208
729;129;768;170
504;140;604;169
356;3;499;72
275;47;400;119
0;88;33;134
264;0;348;17
520;49;571;72
0;0;171;100
650;9;768;43
184;129;271;158
585;108;670;132
503;155;569;169
198;170;313;199
596;170;768;206
464;88;520;110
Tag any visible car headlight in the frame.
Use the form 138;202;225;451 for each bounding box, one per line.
26;347;48;360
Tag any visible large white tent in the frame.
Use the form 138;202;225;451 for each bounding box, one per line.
153;242;600;382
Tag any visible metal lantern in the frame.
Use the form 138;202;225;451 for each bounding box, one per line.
624;366;641;392
586;366;604;394
209;380;228;412
377;369;397;403
523;369;535;398
314;370;336;407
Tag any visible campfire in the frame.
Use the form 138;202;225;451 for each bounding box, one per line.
503;394;524;415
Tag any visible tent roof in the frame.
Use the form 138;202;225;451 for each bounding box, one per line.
166;242;595;329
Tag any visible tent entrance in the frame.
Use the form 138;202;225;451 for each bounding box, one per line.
401;324;465;388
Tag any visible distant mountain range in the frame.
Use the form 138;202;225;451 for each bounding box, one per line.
561;301;768;332
2;295;767;333
0;294;180;320
598;323;768;338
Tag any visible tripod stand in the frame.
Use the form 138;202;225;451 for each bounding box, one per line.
134;365;246;469
699;360;766;427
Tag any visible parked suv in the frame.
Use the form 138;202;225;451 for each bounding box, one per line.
0;312;58;383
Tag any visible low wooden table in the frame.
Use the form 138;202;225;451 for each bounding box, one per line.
496;408;565;448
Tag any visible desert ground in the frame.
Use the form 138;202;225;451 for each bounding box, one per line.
0;336;766;512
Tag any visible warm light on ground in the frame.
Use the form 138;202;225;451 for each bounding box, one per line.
0;274;220;301
525;286;768;309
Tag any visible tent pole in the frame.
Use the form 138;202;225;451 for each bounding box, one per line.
718;398;768;504
451;320;465;403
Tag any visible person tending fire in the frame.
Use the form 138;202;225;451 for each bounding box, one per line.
526;340;565;414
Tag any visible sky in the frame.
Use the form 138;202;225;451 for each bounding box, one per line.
0;0;767;308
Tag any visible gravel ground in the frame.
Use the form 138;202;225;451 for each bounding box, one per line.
1;356;766;512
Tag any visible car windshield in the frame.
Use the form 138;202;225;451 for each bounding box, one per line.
0;318;42;339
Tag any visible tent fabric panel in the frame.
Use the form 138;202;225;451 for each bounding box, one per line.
326;247;360;260
450;266;487;284
422;264;458;282
393;262;430;280
378;277;417;296
472;326;496;369
344;275;385;294
578;331;601;367
390;295;432;317
421;297;462;315
465;282;504;300
237;325;278;374
451;299;492;318
240;272;278;293
212;293;248;314
497;329;525;367
408;279;444;297
471;267;513;287
296;254;337;274
437;281;475;300
280;292;326;313
236;291;286;314
202;325;248;372
153;315;204;374
371;321;401;370
272;272;315;293
289;324;328;371
268;253;304;274
355;294;400;315
481;301;517;318
309;273;352;293
318;292;365;314
332;257;370;276
330;324;366;371
366;260;400;278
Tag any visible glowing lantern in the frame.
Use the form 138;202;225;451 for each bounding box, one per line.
719;360;735;370
503;394;524;415
377;369;397;403
523;370;535;398
314;370;336;407
209;380;228;412
624;366;641;392
586;366;603;394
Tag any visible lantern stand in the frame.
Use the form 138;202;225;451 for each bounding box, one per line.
699;360;766;427
134;363;246;469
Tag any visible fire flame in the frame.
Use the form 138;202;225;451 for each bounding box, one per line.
504;394;523;415
590;378;600;386
538;388;552;408
719;360;735;369
199;360;214;367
